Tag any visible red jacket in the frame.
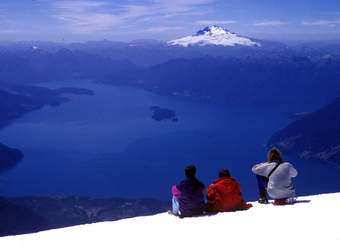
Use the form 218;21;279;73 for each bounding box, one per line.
206;177;252;212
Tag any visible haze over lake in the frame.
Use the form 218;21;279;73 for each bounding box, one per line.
1;80;340;201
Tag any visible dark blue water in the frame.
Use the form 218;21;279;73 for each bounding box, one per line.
1;80;340;201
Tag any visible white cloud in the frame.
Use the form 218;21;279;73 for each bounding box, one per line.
196;20;236;25
254;21;289;26
55;13;121;33
0;14;16;26
52;0;216;34
53;1;108;12
53;1;121;33
144;26;184;32
0;29;16;33
301;19;340;25
151;0;214;13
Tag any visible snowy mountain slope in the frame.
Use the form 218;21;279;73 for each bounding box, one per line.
168;25;261;47
1;193;339;247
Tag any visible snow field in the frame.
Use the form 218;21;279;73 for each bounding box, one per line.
1;193;340;247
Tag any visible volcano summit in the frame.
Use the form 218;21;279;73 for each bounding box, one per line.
168;25;261;47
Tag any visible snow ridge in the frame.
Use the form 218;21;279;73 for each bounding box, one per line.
168;25;261;47
1;193;340;247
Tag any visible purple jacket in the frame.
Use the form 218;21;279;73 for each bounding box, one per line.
176;178;205;217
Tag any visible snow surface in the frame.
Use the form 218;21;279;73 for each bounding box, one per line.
168;25;261;47
1;193;340;247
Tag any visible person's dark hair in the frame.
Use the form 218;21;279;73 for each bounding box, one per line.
219;169;231;178
267;147;283;163
185;165;196;178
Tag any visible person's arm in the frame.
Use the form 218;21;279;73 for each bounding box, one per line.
200;181;205;192
252;162;269;177
176;181;183;191
236;181;242;193
171;185;181;198
289;164;298;178
206;184;216;201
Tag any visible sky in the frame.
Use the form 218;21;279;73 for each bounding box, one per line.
0;0;340;42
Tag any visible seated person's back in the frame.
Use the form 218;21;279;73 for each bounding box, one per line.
206;169;252;212
172;165;205;217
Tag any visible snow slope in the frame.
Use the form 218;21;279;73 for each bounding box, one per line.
1;193;340;247
168;25;260;47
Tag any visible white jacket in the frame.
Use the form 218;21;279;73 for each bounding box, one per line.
252;162;298;199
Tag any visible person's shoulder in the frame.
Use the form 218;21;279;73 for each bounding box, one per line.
252;162;270;169
280;161;295;170
195;178;205;187
177;179;187;188
229;177;238;182
178;179;188;185
281;162;294;167
255;161;271;166
198;179;205;186
179;178;196;185
213;177;225;184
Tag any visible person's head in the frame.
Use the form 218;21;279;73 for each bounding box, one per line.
267;147;283;163
219;169;231;178
185;165;196;179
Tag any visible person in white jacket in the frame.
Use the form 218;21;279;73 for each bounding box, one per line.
252;147;298;205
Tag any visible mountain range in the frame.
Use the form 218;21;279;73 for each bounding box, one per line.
102;55;340;104
1;26;339;67
1;26;339;105
1;26;340;166
268;98;340;166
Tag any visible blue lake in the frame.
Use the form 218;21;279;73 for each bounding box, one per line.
1;80;340;201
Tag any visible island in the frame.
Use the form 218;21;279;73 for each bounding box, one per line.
53;87;95;96
268;98;340;166
150;106;178;122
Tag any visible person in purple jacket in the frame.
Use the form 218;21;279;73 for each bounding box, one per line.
168;165;205;218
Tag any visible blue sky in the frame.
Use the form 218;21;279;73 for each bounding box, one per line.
1;0;340;42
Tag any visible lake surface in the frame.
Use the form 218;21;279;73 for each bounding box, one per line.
1;80;340;201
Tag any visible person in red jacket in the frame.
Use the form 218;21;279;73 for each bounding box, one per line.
206;169;252;213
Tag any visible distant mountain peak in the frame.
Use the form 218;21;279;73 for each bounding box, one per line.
168;25;261;47
196;25;232;36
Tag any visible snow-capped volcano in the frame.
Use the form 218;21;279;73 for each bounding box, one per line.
168;25;260;47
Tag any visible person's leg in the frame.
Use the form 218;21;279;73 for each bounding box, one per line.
274;199;286;205
274;197;296;205
204;201;215;213
168;196;180;216
172;196;180;214
256;175;268;203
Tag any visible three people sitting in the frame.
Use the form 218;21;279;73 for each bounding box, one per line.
169;147;298;217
